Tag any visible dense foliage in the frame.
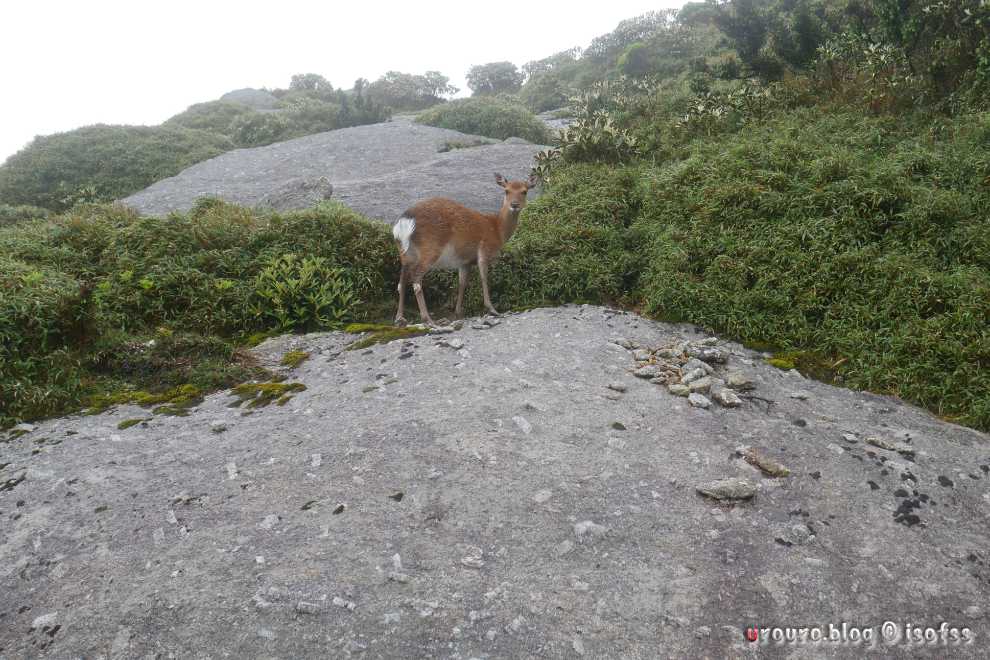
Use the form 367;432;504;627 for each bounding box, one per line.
415;97;552;143
0;201;398;425
0;125;234;212
363;71;458;112
466;62;526;96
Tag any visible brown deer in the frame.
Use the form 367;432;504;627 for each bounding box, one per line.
392;172;538;326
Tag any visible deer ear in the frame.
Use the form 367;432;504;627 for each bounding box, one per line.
527;173;540;188
494;173;506;188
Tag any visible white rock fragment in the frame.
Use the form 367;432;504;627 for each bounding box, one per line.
332;596;356;610
31;612;57;629
296;601;321;614
259;514;280;530
574;520;607;538
532;489;553;504
512;416;532;435
461;545;485;569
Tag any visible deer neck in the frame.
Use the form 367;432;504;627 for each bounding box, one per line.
495;205;521;245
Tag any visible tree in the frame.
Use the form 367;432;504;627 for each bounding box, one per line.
364;71;453;111
522;48;582;78
289;73;335;99
618;43;654;77
423;71;459;99
466;62;525;95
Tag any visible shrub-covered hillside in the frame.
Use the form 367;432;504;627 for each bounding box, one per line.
0;69;463;211
0;125;234;212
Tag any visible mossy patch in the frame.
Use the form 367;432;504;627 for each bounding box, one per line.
344;323;428;350
230;381;307;408
117;418;151;430
767;357;797;370
85;384;204;416
280;350;310;368
765;351;839;382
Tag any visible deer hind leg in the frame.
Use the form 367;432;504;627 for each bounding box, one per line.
411;272;436;327
394;263;409;326
477;254;498;316
455;265;469;319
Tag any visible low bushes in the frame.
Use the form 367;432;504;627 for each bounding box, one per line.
0;200;398;426
0;125;234;211
416;98;552;143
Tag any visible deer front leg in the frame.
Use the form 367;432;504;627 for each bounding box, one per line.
455;265;469;319
477;256;498;316
394;265;408;326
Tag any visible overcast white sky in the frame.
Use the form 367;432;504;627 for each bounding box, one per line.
0;0;686;164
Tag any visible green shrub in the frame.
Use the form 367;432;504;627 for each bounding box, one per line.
231;113;290;147
519;72;570;113
0;204;49;227
0;200;398;426
252;254;357;331
416;98;551;143
633;109;990;429
0;125;233;211
164;101;258;137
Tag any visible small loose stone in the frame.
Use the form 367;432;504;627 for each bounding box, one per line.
688;393;712;409
711;387;742;408
296;601;321;615
668;383;690;397
461;545;485;569
574;520;607;538
688;376;713;393
725;370;755;391
633;365;662;379
696;477;756;501
607;382;627;393
738;447;791;477
681;368;706;384
512;416;532;435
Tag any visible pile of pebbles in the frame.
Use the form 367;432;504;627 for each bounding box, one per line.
611;336;757;410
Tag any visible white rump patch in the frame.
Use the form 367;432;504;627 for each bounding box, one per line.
392;216;415;254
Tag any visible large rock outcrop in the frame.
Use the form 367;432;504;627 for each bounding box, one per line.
120;119;548;221
2;306;987;657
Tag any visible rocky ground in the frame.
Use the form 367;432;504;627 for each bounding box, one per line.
2;306;988;658
120;119;548;220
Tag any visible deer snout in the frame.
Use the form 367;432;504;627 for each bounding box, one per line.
510;201;521;211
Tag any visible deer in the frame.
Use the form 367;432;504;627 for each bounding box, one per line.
392;172;538;327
